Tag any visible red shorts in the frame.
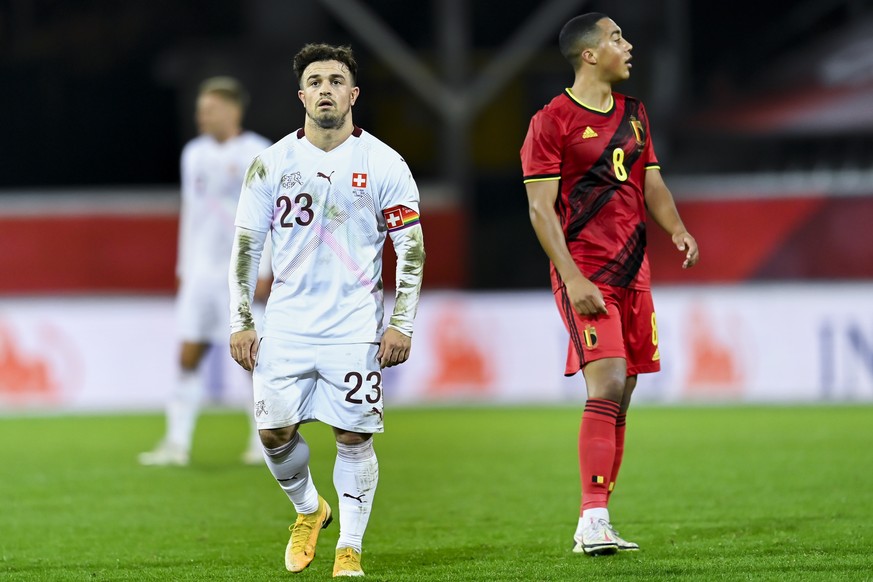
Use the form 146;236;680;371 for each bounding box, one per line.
554;284;661;377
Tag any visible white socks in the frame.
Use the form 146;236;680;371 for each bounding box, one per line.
262;432;379;549
333;439;379;552
577;508;610;535
263;433;320;515
166;369;204;451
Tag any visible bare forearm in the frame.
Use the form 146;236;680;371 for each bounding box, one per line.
647;191;686;236
525;181;606;314
645;173;700;268
529;204;583;284
644;171;688;236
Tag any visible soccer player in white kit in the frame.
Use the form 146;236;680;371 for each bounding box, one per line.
229;44;425;577
139;77;273;467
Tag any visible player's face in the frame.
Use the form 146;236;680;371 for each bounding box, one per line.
593;18;633;82
298;60;359;130
196;93;242;140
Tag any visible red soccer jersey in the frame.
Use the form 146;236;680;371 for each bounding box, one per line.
520;89;660;291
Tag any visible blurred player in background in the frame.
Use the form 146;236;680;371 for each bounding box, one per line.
521;13;699;555
229;43;424;577
139;76;273;467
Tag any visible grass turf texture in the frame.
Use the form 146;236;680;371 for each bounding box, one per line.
1;406;871;581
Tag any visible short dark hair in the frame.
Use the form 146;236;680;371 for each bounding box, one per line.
292;43;358;87
559;12;609;69
198;76;249;109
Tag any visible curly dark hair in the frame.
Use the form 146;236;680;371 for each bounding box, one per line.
292;43;358;87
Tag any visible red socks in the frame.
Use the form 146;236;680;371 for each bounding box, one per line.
579;399;620;511
608;414;627;502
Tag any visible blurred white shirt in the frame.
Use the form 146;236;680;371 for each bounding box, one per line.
178;131;272;282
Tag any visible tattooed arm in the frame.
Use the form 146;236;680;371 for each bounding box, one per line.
229;226;268;370
379;223;425;368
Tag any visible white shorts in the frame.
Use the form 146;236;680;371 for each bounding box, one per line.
177;277;264;344
252;338;384;434
176;276;231;343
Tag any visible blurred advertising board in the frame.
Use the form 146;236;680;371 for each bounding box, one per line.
1;285;872;413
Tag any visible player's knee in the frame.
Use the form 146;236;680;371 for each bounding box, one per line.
259;426;298;449
179;357;199;372
589;376;626;402
334;429;371;446
179;342;208;370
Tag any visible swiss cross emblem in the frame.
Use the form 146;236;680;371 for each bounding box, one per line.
352;172;368;188
385;208;403;229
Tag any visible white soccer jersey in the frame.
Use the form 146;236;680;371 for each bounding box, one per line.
233;127;420;344
178;131;272;281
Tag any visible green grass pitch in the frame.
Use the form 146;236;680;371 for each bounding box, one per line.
1;405;872;581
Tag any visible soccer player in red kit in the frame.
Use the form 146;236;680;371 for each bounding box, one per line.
521;13;699;555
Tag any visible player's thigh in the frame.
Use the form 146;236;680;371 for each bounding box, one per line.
176;278;228;342
251;337;318;429
179;341;210;370
621;289;661;375
556;285;627;371
314;343;384;434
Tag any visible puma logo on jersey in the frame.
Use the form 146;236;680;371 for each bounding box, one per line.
343;492;366;503
317;170;335;184
582;126;598;139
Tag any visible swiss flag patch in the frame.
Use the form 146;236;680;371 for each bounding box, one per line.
382;205;420;232
352;173;368;188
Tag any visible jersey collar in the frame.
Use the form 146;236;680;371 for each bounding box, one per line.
563;88;615;116
296;126;363;138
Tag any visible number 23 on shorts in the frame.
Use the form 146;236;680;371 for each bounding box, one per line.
344;371;382;404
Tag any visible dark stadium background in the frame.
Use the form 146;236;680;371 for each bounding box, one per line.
3;0;873;289
2;8;872;578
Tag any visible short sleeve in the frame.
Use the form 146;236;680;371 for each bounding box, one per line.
377;155;420;214
520;110;563;181
234;155;273;233
640;103;660;170
179;142;197;201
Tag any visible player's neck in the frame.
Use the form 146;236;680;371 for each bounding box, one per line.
304;118;354;152
212;127;242;143
568;76;613;111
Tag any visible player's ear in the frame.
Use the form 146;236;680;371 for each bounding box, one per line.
297;88;305;106
581;48;597;66
350;86;360;106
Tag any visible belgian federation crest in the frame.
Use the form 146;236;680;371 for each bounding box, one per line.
629;116;645;147
583;325;598;349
